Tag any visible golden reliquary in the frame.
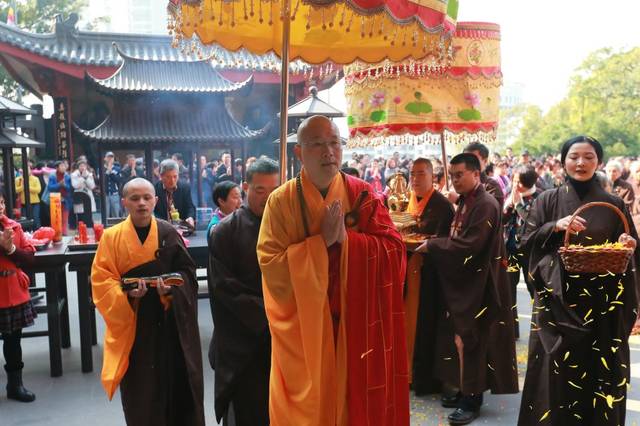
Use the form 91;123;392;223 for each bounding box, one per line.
387;172;418;234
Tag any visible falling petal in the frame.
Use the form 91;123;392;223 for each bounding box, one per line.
539;410;551;422
464;255;473;265
568;381;583;389
564;351;570;361
475;307;488;319
601;357;610;370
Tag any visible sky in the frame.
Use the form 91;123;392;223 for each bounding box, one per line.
458;0;640;110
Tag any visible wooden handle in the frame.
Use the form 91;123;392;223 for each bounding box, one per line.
563;201;630;247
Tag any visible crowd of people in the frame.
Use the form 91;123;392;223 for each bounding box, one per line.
2;115;640;426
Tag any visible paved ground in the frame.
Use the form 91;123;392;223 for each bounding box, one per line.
3;272;640;425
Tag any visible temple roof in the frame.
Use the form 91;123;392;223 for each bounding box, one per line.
74;102;266;144
0;129;44;149
0;15;304;72
0;95;35;116
286;86;344;118
87;45;253;95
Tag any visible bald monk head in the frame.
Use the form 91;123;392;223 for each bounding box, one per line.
294;115;342;192
122;178;157;227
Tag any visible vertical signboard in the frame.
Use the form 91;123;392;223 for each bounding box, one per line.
54;97;72;162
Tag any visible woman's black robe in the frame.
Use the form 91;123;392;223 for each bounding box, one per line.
518;179;639;425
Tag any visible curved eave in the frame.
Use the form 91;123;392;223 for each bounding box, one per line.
73;118;267;143
85;70;253;96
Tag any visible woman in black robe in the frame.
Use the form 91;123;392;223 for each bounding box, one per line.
518;136;639;425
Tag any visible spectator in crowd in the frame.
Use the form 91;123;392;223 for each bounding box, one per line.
120;154;143;186
14;161;41;228
606;160;635;213
71;159;97;227
364;158;384;193
44;161;72;235
103;152;121;218
172;152;190;184
384;158;399;182
207;181;242;234
154;159;196;227
216;153;233;179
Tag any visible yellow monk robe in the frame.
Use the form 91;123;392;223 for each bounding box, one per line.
258;170;351;425
404;189;433;382
91;216;161;399
258;169;410;426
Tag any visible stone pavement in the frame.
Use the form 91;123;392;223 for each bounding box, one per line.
3;272;640;425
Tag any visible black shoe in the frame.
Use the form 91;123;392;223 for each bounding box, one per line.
6;370;36;402
448;407;479;425
441;391;461;408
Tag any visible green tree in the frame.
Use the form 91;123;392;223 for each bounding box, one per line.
0;0;99;98
515;47;640;158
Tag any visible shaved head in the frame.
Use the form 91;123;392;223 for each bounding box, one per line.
294;115;342;191
297;115;340;146
122;177;155;199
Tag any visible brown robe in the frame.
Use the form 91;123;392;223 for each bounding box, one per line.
518;179;639;425
411;190;455;394
120;220;204;426
426;185;519;395
208;206;270;425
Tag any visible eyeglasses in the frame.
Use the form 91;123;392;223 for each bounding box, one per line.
449;170;472;180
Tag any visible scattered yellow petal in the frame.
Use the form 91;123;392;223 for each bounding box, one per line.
464;255;473;265
568;381;582;389
601;357;610;370
584;309;592;320
564;351;570;361
487;220;493;228
539;410;551;422
488;363;495;371
618;378;627;387
475;307;488;319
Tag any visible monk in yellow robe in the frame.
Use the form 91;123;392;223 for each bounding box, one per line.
91;178;204;426
257;115;409;426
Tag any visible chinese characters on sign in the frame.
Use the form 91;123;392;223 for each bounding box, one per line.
54;97;72;161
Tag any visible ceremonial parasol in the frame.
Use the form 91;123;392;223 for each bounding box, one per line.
344;21;502;187
167;0;459;181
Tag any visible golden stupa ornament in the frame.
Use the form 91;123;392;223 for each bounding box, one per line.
387;172;417;232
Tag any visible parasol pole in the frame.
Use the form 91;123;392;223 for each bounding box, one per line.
278;0;292;184
440;130;450;190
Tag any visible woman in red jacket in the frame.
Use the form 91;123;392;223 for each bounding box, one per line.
0;193;36;402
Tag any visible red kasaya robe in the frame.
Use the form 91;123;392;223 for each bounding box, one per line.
258;170;409;426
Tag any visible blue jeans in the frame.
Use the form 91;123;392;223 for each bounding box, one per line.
106;193;122;218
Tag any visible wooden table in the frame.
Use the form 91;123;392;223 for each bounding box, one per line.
65;233;209;373
30;238;72;377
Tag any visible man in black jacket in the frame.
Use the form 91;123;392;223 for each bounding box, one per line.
207;158;280;425
153;159;195;227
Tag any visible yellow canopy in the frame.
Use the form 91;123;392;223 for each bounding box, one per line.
168;0;458;64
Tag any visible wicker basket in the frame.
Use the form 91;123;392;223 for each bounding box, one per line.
558;202;634;274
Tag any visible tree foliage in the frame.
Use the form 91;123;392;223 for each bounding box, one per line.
512;48;640;158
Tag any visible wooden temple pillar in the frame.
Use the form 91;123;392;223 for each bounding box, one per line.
1;147;15;218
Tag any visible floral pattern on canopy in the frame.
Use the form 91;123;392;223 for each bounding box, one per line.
345;21;502;148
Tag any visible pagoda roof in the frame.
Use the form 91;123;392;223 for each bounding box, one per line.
286;86;344;118
0;95;35;116
86;44;253;95
74;102;266;144
0;15;305;73
0;129;44;149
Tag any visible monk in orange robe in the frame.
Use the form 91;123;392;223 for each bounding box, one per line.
91;178;204;426
257;115;409;426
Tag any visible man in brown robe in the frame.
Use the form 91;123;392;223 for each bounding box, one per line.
208;158;280;425
405;158;455;395
92;178;204;426
464;142;505;207
416;154;518;425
